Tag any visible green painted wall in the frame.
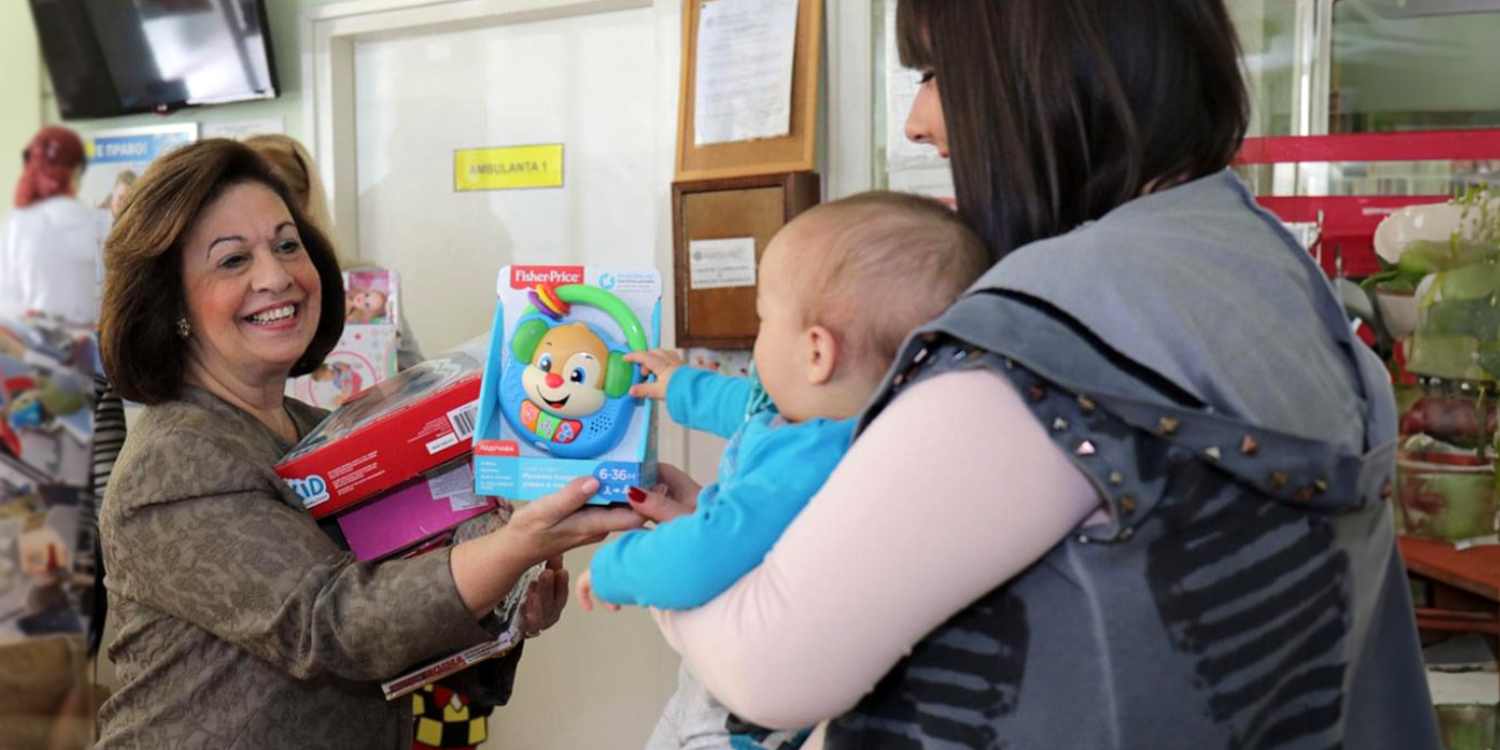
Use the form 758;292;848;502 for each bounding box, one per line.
0;3;43;226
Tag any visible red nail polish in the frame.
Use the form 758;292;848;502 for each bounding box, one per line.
627;486;646;503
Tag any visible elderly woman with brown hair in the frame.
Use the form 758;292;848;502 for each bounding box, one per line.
95;139;640;749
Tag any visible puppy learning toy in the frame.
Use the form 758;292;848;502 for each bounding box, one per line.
473;265;660;503
498;284;649;459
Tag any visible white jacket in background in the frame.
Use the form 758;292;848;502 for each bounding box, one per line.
0;195;111;325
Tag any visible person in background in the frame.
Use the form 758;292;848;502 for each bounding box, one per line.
99;170;137;220
628;0;1445;748
244;133;424;370
95;139;641;749
0;126;109;326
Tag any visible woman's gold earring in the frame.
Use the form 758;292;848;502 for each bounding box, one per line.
176;319;191;339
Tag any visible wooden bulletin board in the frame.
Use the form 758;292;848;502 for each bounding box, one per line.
675;0;822;182
673;172;820;348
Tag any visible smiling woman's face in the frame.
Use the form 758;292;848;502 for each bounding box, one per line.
180;181;322;391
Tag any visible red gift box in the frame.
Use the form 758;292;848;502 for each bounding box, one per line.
277;337;487;519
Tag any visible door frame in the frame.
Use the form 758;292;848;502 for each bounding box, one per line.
302;0;653;255
824;0;874;199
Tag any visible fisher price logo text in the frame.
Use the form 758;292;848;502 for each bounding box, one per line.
511;267;583;289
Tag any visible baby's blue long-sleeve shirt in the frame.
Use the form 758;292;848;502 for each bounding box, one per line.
590;367;855;610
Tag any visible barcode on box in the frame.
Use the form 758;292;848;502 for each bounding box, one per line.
448;402;479;441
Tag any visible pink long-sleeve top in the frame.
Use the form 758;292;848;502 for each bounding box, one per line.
654;369;1103;743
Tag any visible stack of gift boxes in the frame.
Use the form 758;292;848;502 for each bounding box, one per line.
278;336;495;563
276;336;524;699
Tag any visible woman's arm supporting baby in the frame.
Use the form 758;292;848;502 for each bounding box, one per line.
652;369;1100;729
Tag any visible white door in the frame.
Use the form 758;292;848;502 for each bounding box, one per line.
352;10;680;750
354;9;658;355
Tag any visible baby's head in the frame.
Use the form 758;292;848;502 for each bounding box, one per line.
754;191;987;422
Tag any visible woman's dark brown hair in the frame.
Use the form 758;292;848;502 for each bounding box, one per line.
898;0;1249;262
100;138;345;404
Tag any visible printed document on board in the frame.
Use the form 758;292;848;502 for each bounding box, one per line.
693;0;799;146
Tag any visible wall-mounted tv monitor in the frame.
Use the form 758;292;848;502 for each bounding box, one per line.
30;0;279;120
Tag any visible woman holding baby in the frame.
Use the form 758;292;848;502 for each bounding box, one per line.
608;0;1443;748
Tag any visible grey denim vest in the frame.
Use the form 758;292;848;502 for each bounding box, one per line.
827;172;1442;750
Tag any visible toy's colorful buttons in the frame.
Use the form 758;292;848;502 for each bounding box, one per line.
554;420;581;444
520;400;540;431
535;412;560;440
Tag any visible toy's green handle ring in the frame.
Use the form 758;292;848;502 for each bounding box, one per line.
523;284;649;352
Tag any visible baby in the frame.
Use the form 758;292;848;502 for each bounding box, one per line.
578;191;989;750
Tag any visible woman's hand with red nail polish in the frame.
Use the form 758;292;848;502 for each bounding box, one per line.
625;477;696;524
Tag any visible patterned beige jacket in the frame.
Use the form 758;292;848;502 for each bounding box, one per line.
98;387;513;749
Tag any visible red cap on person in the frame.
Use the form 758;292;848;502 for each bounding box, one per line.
15;126;86;209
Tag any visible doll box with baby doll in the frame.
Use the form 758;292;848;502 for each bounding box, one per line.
335;459;496;562
277;335;489;520
472;265;661;503
285;269;401;410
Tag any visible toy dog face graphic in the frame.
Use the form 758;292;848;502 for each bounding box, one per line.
500;283;646;458
521;323;613;418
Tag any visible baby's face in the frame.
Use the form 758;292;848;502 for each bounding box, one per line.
349;290;384;314
752;236;814;421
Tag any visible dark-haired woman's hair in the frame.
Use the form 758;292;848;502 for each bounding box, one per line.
100;138;345;404
898;0;1249;261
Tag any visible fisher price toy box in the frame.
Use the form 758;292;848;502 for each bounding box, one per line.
277;336;488;519
472;265;660;503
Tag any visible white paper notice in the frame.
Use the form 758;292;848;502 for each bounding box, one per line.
694;0;799;146
689;238;758;290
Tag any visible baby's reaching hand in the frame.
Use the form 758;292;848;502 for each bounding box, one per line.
623;349;687;401
576;569;620;613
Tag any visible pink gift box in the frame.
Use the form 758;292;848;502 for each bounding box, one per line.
337;461;495;561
